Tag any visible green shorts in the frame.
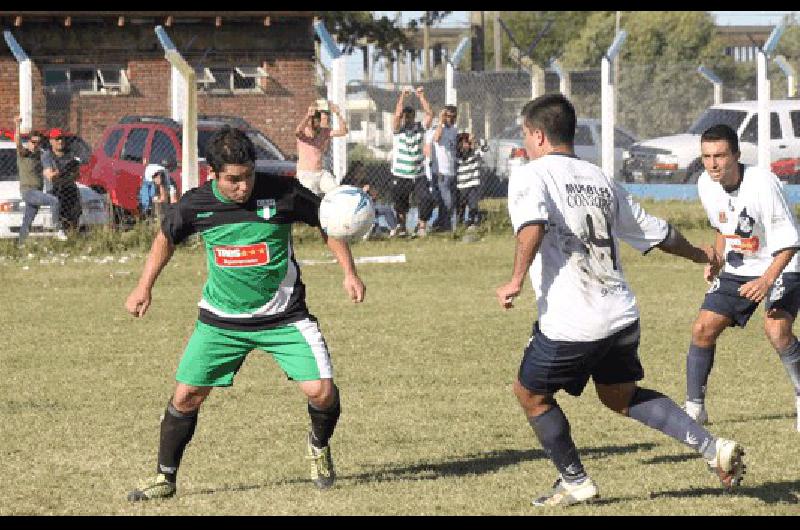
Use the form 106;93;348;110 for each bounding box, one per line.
175;318;333;387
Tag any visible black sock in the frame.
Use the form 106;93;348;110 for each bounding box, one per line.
308;385;341;448
529;405;587;484
628;387;716;460
778;339;800;396
686;343;715;404
156;400;198;483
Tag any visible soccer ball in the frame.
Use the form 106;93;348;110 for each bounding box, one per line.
318;185;376;241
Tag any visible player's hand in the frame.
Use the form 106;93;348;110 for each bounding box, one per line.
401;88;412;98
496;281;522;310
125;285;152;317
702;246;721;281
307;105;316;117
739;277;770;303
14;115;22;125
439;109;447;123
415;86;425;98
343;273;365;303
329;102;340;114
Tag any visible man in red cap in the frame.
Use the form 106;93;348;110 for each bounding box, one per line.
42;127;82;231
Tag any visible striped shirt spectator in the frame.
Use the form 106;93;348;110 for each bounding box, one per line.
391;122;426;178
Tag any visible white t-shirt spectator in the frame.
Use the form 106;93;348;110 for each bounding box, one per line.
508;153;669;342
432;125;458;176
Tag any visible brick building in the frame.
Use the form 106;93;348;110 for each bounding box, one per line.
0;11;317;155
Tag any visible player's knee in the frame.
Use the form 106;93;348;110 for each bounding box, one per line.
302;379;335;408
764;318;794;350
691;318;719;345
171;390;207;413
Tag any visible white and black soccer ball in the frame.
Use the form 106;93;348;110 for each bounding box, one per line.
318;185;376;241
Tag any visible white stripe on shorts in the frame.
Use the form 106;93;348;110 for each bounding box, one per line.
293;318;333;379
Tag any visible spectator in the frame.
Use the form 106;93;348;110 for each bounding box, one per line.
430;105;459;232
455;132;488;231
341;160;397;240
42;128;82;232
389;86;434;237
295;101;348;196
14;116;66;244
139;163;178;221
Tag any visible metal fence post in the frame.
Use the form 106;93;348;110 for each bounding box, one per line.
3;31;32;132
698;65;723;105
447;38;470;107
774;55;797;99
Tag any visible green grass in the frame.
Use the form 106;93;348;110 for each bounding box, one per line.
2;203;800;515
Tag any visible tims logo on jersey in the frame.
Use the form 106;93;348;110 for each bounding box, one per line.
213;243;269;267
257;199;277;220
718;211;727;224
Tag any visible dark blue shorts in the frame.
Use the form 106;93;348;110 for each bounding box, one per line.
517;320;644;397
701;272;800;327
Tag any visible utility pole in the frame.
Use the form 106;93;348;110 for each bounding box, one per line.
423;13;430;80
614;11;621;102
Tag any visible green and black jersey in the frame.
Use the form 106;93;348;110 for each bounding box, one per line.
161;173;321;331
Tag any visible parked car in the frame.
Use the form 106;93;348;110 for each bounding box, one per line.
621;99;800;183
771;157;800;184
484;118;637;182
0;136;109;238
79;115;296;221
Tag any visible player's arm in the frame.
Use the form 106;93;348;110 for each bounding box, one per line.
321;231;365;303
13;115;25;154
416;87;433;129
433;109;446;144
393;89;410;133
295;106;315;139
42;151;59;181
739;248;798;303
655;224;717;265
125;230;175;317
496;223;545;309
328;103;349;138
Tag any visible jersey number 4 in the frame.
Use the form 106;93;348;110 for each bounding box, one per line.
586;214;618;270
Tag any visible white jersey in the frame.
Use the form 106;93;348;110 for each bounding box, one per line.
697;165;800;277
508;153;669;342
423;127;436;180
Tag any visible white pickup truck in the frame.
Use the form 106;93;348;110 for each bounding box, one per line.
621;99;800;183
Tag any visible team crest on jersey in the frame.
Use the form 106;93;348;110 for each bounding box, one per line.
257;199;277;220
213;243;269;267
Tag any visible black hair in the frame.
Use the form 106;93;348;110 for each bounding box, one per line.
402;105;415;116
701;124;740;154
444;104;457;114
520;93;576;147
204;125;256;174
341;160;368;186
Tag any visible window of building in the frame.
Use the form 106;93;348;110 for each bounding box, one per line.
196;65;268;94
43;65;130;95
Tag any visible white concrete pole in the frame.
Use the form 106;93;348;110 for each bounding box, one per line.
774;55;797;98
331;55;347;183
446;62;456;106
156;26;198;193
757;50;770;171
171;66;186;123
601;56;615;178
602;31;627;179
3;31;32;132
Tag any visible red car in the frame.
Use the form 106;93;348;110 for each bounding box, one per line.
771;158;800;184
80;115;296;220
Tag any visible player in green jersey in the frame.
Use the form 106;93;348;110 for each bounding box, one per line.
125;126;365;501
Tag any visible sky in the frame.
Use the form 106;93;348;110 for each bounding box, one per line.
319;11;797;84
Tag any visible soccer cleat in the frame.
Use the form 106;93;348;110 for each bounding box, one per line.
127;473;176;502
685;401;708;425
531;476;599;507
706;438;746;490
306;432;335;489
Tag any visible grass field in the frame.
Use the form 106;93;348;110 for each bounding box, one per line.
2;200;800;515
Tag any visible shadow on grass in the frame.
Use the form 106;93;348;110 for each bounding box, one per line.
184;442;661;502
640;453;697;465
649;479;800;505
710;412;795;426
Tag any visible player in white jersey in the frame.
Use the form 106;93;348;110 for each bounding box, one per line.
496;94;745;507
684;124;800;431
